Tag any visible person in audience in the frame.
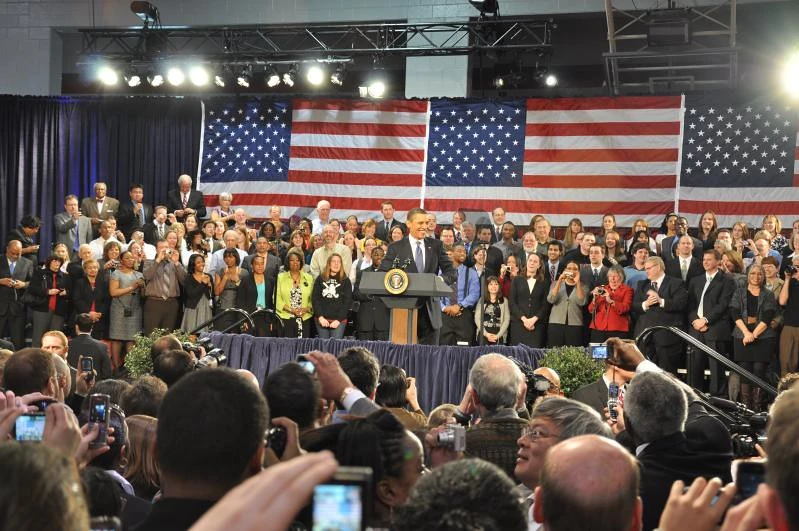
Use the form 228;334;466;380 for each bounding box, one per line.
572;360;635;417
563;231;595;268
129;230;156;261
99;240;123;279
310;199;332;235
623;370;732;531
335;409;424;528
579;243;609;294
52;243;71;273
311;253;352;339
344;214;360;239
779;230;799;276
476;225;504;278
71;258;109;340
509;252;548;347
0;444;90;531
686;249;735;396
358;218;383;254
475;275;510;345
778;257;799;376
0;240;34;349
120;376;167;418
761;213;787;253
206;229;248;274
89;220;121;261
310;224;353;280
108;250;145;372
237;254;278;337
470;244;487;290
135;369;267;529
730;220;751;256
604;230;628;267
142;240;185;335
588;265;634;342
493;221;521;260
625;218;657;254
336;346;380;415
166;174;206;223
55;194;93;260
81;182;119;238
152;349;194;388
263;361;321;434
123;414;161;501
730;264;778;411
393;458;527;531
374;200;401;242
448;353;527;478
544;240;564;284
353;246;389;341
721;249;745;282
213;248;249;333
350;236;377;284
81;466;124;521
562;217;583;250
665;234;704;283
68;313;112;380
181;254;214;335
116;184;152;239
210;192;235;227
534;435;642;531
425;212;438;239
426;403;457;428
275;249;314;338
532;217;557;255
2;347;58;396
514;397;611;529
143;205;171;246
28;254;69;348
489;206;506;243
547;260;587;347
695;210;718;251
661;217;702;260
375;364;426;430
597;213;617;245
338;229;361;263
632;256;688;375
656;212;678;253
440;242;480;346
516;231;540;266
389;224;405;244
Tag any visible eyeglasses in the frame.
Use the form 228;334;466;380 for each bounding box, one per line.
521;425;560;442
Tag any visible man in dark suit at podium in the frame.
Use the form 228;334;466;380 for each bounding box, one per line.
381;207;456;345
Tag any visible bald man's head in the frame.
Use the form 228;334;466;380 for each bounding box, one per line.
533;367;563;396
534;435;641;531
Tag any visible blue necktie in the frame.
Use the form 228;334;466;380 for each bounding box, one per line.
9;261;15;276
414;241;424;272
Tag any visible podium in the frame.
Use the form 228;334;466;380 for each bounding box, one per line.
359;271;455;344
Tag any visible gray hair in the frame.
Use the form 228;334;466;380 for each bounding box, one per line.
469;354;523;411
624;371;687;443
532;397;611;439
645;256;665;271
178;174;192;185
607;265;625;283
462;221;475;230
219;192;233;202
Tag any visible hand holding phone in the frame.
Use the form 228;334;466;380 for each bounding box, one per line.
88;394;111;449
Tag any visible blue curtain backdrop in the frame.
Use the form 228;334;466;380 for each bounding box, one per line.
0;95;202;260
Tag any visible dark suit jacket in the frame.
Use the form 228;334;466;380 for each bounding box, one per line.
374;218;403;243
0;256;34;316
116;201;153;238
27;268;70;316
236;263;279;312
571;378;609;417
80;196;120;237
579;264;609;291
166;189;207;221
380;236;456;330
354;266;389;331
6;227;38;264
664;256;704;283
483;244;505;278
660;235;703;260
508;276;549;322
70;276;110;330
142;222;171;246
67;333;112;380
687;271;735;341
638;431;732;531
632;276;688;346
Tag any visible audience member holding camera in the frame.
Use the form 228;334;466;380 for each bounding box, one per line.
142;239;186;335
778;255;799;376
546;261;587;348
374;364;426;430
587;265;634;342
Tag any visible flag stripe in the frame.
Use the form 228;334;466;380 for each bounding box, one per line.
287;170;423;186
289;145;425;162
425;198;673;216
291;122;428;138
292;109;428;125
288;158;423;175
525;135;680;149
526;122;681;136
199;181;423;199
524;148;678;163
526;96;683;111
523;175;677;189
522;161;678;176
292;99;429;113
204;193;422;213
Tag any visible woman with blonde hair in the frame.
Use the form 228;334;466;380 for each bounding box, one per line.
563;218;583;250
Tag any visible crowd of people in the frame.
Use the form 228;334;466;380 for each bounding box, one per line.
2;176;798;408
1;332;798;531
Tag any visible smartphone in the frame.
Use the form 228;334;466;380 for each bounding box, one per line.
15;412;46;442
88;393;111;449
81;356;94;373
296;354;316;374
312;467;373;531
589;343;608;359
89;516;122;531
266;426;287;458
736;461;766;501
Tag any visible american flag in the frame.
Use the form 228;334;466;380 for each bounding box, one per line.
196;96;799;228
677;95;799;228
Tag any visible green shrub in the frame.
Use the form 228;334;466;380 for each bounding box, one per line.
539;346;604;397
124;328;190;379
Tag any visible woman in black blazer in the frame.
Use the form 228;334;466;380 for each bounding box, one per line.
508;252;549;347
236;255;276;337
29;254;70;347
70;258;110;339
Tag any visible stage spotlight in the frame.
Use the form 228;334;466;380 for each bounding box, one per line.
98;66;119;86
782;52;799;99
492;75;506;88
130;1;160;27
123;68;141;87
283;65;298;87
213;74;226;87
167;67;185;86
189;65;210;86
147;71;164;87
544;74;558;87
306;64;325;86
330;65;346;86
236;68;252;88
365;68;387;98
265;66;280;88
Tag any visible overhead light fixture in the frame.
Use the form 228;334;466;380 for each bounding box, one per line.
306;64;325;86
283;65;298;87
189;65;210;86
98;66;119;86
469;0;499;15
236;67;252;88
166;66;185;86
330;65;346;86
645;8;691;47
265;66;280;88
492;74;506;89
147;71;164;87
129;1;160;28
123;67;141;87
781;52;799;99
544;74;558;87
213;73;227;88
364;65;387;98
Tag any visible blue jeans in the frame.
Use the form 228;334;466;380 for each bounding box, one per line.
316;322;346;339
